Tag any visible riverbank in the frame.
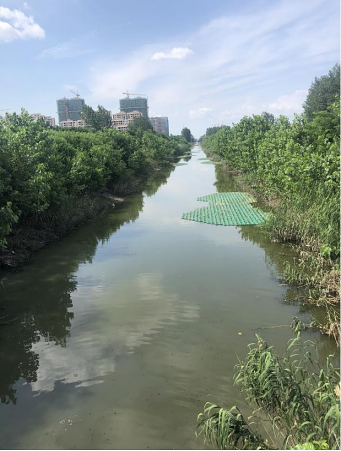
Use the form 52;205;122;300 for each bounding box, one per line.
203;147;340;345
0;111;191;268
0;165;177;269
2;146;332;450
0;190;119;268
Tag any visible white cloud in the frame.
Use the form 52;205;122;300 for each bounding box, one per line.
0;6;45;43
269;89;308;112
151;47;193;60
87;0;339;135
89;54;155;101
189;107;212;119
30;272;199;394
39;40;93;59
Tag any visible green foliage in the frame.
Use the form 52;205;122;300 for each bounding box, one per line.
0;203;18;247
197;330;340;450
303;64;340;120
181;127;195;142
206;126;223;137
81;104;112;130
201;66;340;258
127;117;154;136
0;110;185;247
293;440;329;450
197;404;266;450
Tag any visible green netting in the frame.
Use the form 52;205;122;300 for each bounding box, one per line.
197;192;256;203
182;191;265;226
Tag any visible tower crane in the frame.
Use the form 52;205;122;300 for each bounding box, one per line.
122;91;147;99
70;90;80;98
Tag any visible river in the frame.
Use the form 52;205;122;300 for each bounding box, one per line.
0;146;335;449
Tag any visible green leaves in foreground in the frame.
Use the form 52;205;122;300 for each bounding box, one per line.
293;440;329;450
197;404;266;450
196;328;340;450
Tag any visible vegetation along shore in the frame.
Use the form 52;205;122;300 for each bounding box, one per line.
0;112;191;267
200;65;340;345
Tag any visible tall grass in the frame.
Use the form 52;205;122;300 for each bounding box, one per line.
197;324;340;450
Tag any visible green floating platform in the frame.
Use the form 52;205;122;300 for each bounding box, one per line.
197;192;256;203
182;192;265;226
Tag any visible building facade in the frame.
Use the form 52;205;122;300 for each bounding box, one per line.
57;97;85;123
119;97;148;118
30;113;56;127
112;110;142;131
59;119;86;128
150;116;169;135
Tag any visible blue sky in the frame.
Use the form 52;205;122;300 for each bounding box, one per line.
0;0;339;136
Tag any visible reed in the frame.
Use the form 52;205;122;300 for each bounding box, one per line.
197;325;340;450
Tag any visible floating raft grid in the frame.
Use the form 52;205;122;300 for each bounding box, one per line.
182;192;265;226
197;192;256;204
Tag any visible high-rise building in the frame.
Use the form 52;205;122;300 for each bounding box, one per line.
57;96;85;123
161;117;169;135
150;116;169;135
119;96;148;118
30;113;56;127
112;110;143;131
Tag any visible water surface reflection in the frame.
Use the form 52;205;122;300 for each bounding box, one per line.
0;149;335;450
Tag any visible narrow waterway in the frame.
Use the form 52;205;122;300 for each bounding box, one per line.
0;146;335;449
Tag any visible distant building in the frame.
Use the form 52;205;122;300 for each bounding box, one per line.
57;96;85;123
59;119;86;128
30;113;56;127
112;110;143;131
150;116;169;135
119;96;148;118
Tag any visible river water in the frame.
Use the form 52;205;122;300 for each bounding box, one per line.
0;146;335;449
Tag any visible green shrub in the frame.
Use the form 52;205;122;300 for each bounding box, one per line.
0;110;188;246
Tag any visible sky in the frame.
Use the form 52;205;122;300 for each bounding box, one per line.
0;0;339;136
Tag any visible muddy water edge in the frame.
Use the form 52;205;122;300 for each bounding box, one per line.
0;145;337;450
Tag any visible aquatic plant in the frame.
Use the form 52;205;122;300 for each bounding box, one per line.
197;325;340;450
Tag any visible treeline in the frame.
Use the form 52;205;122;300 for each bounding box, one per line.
0;111;190;248
201;65;340;259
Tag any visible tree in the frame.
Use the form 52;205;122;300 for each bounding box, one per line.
81;105;112;130
0;110;187;247
303;64;340;120
206;126;223;137
127;117;153;136
181;127;194;142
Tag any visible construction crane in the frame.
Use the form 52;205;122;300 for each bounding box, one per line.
69;90;80;98
123;91;147;99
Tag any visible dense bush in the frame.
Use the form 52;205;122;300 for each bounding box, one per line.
201;67;340;258
0;111;189;246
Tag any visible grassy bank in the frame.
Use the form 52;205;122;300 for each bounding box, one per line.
200;66;340;344
0;111;190;268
